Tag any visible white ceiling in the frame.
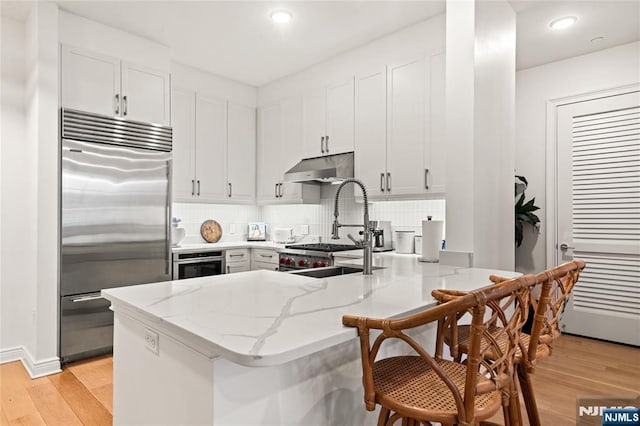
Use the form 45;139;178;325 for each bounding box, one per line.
2;1;639;86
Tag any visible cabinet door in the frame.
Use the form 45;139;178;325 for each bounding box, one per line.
61;46;120;117
325;77;355;155
195;95;227;201
121;62;171;125
227;102;256;202
386;57;426;195
171;88;196;201
280;96;304;200
302;87;326;158
355;69;387;197
257;103;282;201
426;53;446;194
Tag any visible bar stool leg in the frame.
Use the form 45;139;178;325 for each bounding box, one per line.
517;364;541;426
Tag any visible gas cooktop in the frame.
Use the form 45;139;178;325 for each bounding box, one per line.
283;243;360;253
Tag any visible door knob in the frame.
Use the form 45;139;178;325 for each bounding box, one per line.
559;243;575;251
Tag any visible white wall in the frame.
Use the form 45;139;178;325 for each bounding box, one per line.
171;62;257;108
258;14;445;105
515;41;640;274
0;15;37;360
59;10;170;72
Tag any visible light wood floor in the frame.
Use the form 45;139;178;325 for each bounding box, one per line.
1;335;638;425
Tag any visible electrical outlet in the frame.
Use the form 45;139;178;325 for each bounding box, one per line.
301;225;309;235
144;328;159;355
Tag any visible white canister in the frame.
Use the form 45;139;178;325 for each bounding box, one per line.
414;236;422;255
395;231;415;254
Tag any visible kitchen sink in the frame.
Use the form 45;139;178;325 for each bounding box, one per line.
290;265;383;278
290;266;365;278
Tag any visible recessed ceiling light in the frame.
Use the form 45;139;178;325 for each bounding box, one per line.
270;10;292;24
549;16;577;30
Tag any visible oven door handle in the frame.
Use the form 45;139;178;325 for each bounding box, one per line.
174;257;224;265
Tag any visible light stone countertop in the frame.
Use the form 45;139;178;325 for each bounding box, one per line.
103;253;519;367
172;241;285;253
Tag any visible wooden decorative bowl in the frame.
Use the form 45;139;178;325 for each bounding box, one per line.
200;220;222;243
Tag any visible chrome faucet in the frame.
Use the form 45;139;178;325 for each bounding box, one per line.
331;178;374;275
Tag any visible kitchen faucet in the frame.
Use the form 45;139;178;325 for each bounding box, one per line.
331;178;375;275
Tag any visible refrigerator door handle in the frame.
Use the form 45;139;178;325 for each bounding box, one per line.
71;293;104;303
166;159;172;275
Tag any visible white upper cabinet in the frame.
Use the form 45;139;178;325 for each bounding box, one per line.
302;77;355;158
195;95;228;201
386;57;426;196
227;102;256;202
354;54;446;200
61;45;170;125
171;88;196;200
172;89;256;204
121;62;171;125
355;68;388;197
257;97;320;205
61;46;120;117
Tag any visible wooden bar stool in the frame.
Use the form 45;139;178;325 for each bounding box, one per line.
432;260;586;426
343;274;537;426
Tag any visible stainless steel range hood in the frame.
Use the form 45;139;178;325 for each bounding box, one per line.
283;152;354;183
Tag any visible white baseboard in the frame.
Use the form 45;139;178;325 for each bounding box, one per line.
0;346;61;378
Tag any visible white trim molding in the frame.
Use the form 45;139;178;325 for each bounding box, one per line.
0;346;61;378
544;83;640;270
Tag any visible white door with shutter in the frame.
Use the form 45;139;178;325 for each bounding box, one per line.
556;89;640;346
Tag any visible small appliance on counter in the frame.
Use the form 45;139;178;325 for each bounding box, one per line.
371;220;393;252
273;227;294;243
395;230;415;254
171;217;186;247
247;222;266;241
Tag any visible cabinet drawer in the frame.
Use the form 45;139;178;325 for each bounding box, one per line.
226;248;249;262
252;249;279;265
251;260;280;272
226;263;250;274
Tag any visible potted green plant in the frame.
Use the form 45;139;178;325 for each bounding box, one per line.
515;175;540;247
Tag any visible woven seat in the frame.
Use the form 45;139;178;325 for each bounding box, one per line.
344;274;538;426
373;356;501;422
431;260;586;426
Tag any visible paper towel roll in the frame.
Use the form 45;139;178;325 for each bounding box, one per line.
419;220;443;262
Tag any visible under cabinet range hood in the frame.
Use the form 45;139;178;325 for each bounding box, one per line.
284;152;354;183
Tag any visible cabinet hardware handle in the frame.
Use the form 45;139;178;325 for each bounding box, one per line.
227;265;230;273
380;173;385;192
320;136;325;154
197;180;201;196
114;94;120;114
386;172;391;192
228;182;232;197
123;95;128;116
229;254;244;258
275;183;279;198
191;179;195;196
325;135;329;153
278;183;283;198
259;254;273;258
559;243;575;251
425;169;429;190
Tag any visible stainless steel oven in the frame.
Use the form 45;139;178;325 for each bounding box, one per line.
172;250;225;279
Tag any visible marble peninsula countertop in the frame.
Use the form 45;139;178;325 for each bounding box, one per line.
172;240;286;253
102;253;519;367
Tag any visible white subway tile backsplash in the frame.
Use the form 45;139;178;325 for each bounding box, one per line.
175;197;445;245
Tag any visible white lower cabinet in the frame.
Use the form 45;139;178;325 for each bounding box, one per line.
251;249;279;271
354;53;446;200
225;248;250;274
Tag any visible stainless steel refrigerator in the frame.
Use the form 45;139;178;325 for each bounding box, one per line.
60;108;172;363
